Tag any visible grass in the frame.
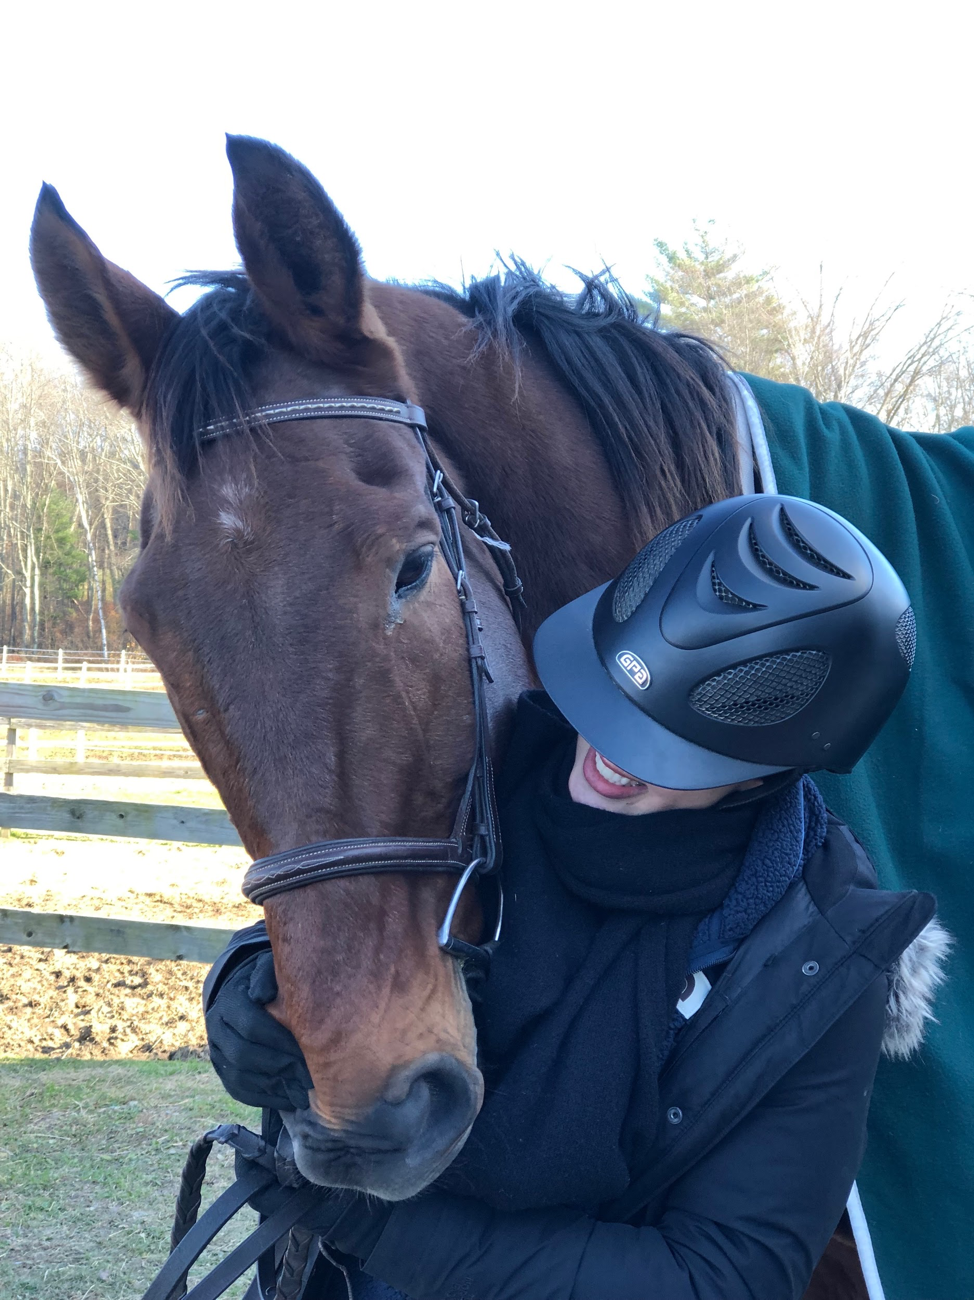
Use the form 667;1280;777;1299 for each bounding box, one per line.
0;1059;262;1299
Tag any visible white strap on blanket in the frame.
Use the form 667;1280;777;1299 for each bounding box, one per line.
725;373;777;494
846;1182;887;1300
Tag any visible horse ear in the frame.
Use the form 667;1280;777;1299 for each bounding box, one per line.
226;135;380;363
30;184;178;415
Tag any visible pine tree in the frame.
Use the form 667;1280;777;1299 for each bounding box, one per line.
647;221;795;380
37;488;89;641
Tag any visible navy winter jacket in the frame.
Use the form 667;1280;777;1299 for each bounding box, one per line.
312;814;935;1300
207;816;937;1300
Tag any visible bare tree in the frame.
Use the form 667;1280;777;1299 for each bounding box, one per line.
648;231;974;433
0;347;145;650
781;273;969;425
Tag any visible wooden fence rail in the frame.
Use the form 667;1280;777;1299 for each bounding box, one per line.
1;645;153;662
8;760;205;779
0;683;178;729
1;647;163;693
0;793;239;845
0;907;236;964
2;681;244;963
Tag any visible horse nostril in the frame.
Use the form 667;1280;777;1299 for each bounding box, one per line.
378;1053;483;1159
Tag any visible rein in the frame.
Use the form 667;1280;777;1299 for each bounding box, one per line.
205;396;524;970
142;1120;322;1300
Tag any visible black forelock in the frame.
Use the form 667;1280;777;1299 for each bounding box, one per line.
145;271;272;476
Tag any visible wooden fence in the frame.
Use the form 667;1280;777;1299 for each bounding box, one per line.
0;644;162;689
1;680;239;963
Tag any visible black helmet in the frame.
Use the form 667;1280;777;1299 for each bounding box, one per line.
534;494;915;789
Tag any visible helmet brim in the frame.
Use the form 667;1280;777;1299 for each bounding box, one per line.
533;585;791;791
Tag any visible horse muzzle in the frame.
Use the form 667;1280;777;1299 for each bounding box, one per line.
279;1052;484;1200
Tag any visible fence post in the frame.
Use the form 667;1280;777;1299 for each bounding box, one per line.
22;661;31;684
119;648;127;678
2;720;15;838
80;661;88;687
1;646;6;676
57;649;64;681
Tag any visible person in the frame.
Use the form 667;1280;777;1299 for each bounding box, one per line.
204;494;947;1300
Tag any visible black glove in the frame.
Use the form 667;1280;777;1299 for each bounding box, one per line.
204;929;313;1112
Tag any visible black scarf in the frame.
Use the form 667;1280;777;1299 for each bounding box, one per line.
438;693;761;1212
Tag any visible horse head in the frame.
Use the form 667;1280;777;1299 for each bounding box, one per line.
30;136;532;1199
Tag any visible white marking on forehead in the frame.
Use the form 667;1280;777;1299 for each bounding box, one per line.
216;478;256;544
218;477;254;508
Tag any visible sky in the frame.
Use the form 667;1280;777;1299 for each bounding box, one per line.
4;0;973;368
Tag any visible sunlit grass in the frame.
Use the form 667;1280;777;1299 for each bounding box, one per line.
0;1060;261;1299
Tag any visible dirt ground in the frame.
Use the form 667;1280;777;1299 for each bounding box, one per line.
1;795;255;1059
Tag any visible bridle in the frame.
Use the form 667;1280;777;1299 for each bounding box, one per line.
196;395;524;972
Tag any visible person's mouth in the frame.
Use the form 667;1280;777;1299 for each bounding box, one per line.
582;746;648;799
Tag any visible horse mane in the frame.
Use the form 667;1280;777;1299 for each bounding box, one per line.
424;263;740;535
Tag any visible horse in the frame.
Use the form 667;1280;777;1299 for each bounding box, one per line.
29;136;971;1298
28;133;741;1189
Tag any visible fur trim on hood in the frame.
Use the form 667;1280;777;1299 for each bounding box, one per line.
882;917;952;1060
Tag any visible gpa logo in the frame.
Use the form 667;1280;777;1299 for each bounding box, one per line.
616;650;651;690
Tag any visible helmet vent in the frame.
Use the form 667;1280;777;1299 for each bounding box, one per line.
711;563;765;610
780;509;854;579
612;515;701;622
749;523;817;590
690;650;831;726
895;606;917;667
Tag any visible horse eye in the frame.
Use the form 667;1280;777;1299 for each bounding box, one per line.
395;546;435;596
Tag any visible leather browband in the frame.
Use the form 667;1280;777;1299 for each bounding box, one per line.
200;397;429;442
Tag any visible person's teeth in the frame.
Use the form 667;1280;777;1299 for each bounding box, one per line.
595;752;640;786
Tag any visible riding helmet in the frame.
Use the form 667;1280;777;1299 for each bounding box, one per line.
534;494;915;789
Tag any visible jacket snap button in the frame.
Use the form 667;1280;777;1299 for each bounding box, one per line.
666;1106;683;1125
802;960;820;976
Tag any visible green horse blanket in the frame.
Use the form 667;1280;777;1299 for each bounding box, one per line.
746;375;974;1300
